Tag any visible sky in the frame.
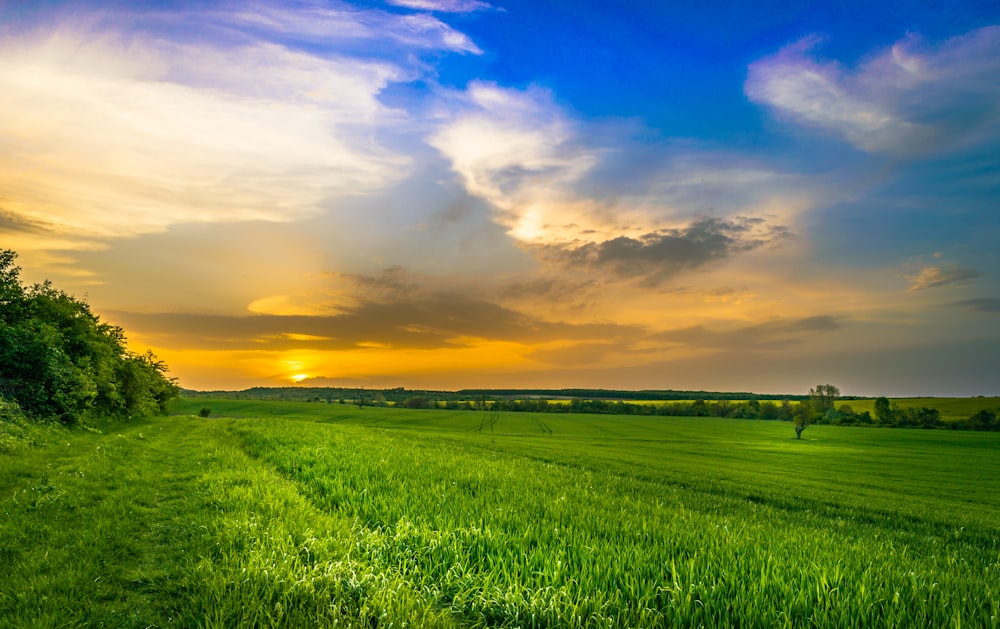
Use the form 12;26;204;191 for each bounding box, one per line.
2;0;999;396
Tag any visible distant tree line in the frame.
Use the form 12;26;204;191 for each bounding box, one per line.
0;250;179;425
870;396;999;431
186;384;998;432
452;397;802;418
420;388;1000;433
459;388;815;402
182;386;814;404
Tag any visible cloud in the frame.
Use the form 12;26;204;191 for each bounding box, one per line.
0;29;401;240
387;0;492;14
652;315;844;351
0;3;488;252
429;82;803;264
0;207;53;234
746;26;1000;155
428;82;599;242
205;2;483;54
323;266;423;305
501;278;599;302
526;341;627;366
111;292;639;352
905;265;981;292
538;217;790;285
953;298;1000;314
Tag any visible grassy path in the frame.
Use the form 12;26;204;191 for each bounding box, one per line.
1;421;198;626
0;417;452;628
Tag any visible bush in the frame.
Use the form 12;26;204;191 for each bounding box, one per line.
0;249;179;424
0;396;58;453
403;396;431;409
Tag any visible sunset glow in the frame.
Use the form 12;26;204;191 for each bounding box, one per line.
3;2;998;396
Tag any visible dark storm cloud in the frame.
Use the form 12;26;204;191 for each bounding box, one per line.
540;217;790;285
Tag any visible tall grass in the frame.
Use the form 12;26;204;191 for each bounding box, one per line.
228;404;1000;627
3;402;999;627
0;416;454;627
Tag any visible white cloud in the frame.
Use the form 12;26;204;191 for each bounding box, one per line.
387;0;492;13
0;18;417;246
429;83;809;249
428;83;603;243
746;27;1000;154
0;1;492;254
395;13;483;55
220;2;483;54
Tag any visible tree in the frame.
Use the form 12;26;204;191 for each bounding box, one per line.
0;249;25;316
969;409;996;431
759;400;779;420
403;396;431;409
0;249;178;424
873;396;894;425
793;384;840;439
792;401;814;439
809;384;841;414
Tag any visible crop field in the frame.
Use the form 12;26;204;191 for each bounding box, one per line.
845;397;1000;421
2;399;999;627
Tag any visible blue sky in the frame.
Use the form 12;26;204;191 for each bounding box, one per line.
1;0;998;395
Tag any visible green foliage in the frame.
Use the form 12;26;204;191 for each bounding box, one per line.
0;397;48;454
874;396;893;424
967;408;996;431
0;250;178;425
850;397;1000;423
809;383;841;414
403;396;432;409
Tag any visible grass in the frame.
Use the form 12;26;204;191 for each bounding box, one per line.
845;396;1000;421
2;398;999;627
0;415;452;627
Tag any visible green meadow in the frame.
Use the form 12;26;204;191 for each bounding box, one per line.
846;396;1000;421
2;399;999;627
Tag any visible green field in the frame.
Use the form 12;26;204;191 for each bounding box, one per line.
2;399;999;627
845;397;1000;421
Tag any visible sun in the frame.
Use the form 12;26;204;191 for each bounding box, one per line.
290;373;309;383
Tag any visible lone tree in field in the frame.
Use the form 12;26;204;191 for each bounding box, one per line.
794;384;841;439
792;403;813;439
